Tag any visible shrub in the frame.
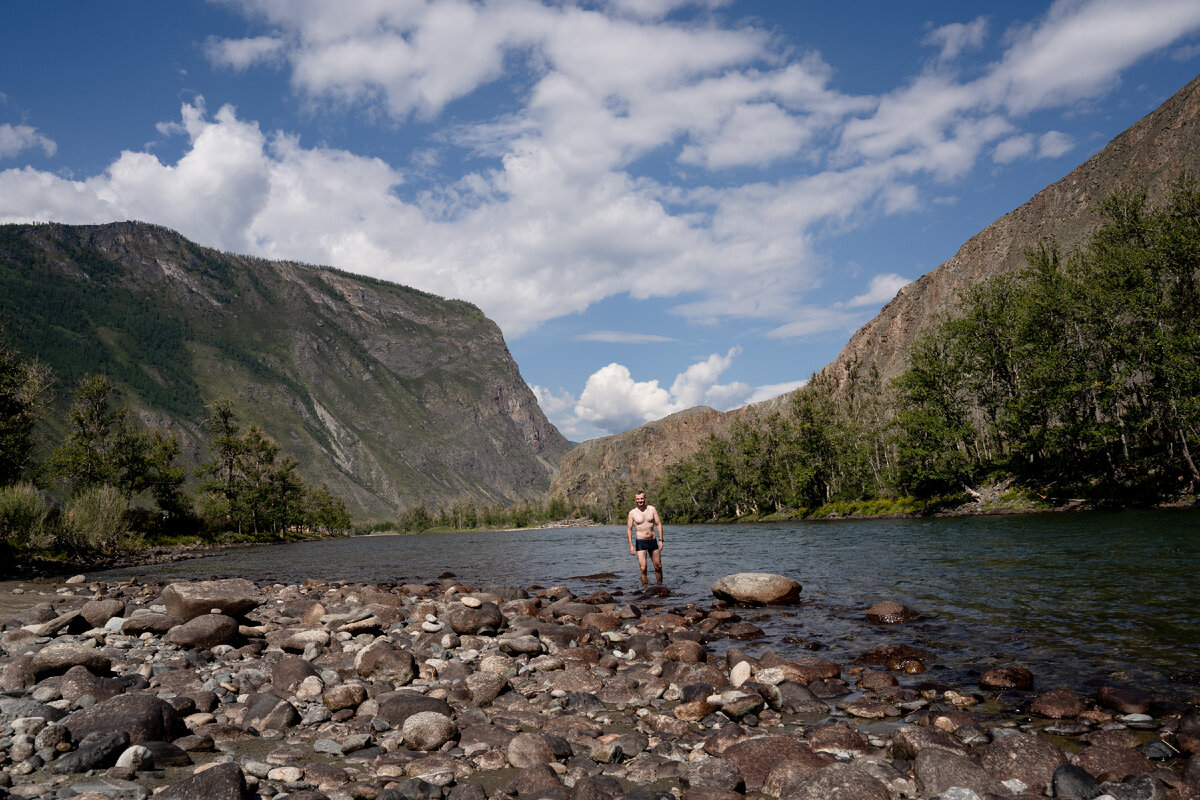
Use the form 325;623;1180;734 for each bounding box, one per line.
60;485;137;554
0;483;54;554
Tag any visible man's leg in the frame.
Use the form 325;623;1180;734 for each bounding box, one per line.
650;547;662;573
636;548;648;574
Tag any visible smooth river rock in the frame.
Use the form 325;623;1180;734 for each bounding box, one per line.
711;573;801;605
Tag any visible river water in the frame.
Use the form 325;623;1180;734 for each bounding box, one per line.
79;508;1200;699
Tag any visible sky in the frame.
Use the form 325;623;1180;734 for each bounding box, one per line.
2;1;1200;442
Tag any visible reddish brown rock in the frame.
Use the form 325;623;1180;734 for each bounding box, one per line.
980;667;1034;690
1031;688;1086;719
722;735;829;791
1097;684;1153;715
1071;744;1156;781
980;730;1068;794
865;601;918;624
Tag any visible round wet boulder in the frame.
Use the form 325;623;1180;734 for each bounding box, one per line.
865;601;918;624
711;574;801;606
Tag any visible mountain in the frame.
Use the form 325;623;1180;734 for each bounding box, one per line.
546;394;791;514
823;73;1200;388
550;73;1200;506
0;221;571;520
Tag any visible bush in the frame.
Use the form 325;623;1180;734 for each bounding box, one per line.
60;485;138;554
0;483;54;554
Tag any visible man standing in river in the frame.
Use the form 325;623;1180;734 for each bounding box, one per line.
626;490;663;579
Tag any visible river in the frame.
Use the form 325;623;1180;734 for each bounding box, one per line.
33;507;1200;700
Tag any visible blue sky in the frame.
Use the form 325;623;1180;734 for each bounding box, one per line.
3;1;1200;441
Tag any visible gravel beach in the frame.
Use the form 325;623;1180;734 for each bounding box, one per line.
1;573;1198;800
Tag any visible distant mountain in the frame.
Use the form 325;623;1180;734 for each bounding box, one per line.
546;394;791;514
0;221;571;520
550;73;1200;506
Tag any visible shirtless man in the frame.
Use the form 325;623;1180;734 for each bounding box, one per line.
626;490;663;578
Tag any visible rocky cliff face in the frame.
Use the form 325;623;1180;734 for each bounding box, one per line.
550;74;1200;506
0;221;571;520
822;73;1200;387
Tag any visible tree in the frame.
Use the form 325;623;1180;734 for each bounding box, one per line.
0;338;53;485
198;399;351;534
48;374;187;508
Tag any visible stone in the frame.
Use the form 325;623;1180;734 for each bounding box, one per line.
1031;687;1086;718
122;612;183;636
65;693;185;744
914;748;1010;799
58;665;129;703
505;764;562;797
376;691;454;727
508;732;557;767
465;670;508;707
1052;764;1103;799
322;683;367;710
30;643;111;679
807;721;869;759
271;655;321;690
1072;744;1156;781
164;614;240;650
980;730;1067;794
711;573;801;606
355;640;416;685
445;601;503;635
242;692;299;732
664;639;707;662
161;579;261;621
864;601;917;624
158;761;250;800
722;735;829;791
980;667;1034;690
80;598;126;628
51;731;130;774
682;757;743;792
1099;684;1154;715
776;761;891;800
403;711;458;751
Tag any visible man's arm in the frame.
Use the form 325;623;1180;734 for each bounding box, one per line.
626;512;635;552
652;507;664;546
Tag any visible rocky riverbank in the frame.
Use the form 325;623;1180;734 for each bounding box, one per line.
1;574;1198;800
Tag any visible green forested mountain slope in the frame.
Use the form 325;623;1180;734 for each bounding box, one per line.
0;221;570;520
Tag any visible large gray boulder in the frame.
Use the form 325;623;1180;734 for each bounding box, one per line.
161;579;261;621
711;573;801;606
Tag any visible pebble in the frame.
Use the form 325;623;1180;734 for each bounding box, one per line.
0;573;1189;800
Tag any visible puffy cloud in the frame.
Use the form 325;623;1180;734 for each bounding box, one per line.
0;124;55;160
1038;130;1074;158
846;273;911;308
538;347;768;437
994;133;1035;164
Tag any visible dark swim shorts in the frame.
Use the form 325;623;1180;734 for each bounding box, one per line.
635;538;659;553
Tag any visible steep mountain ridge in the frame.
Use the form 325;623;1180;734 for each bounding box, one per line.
823;73;1200;387
0;221;571;520
550;73;1200;506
